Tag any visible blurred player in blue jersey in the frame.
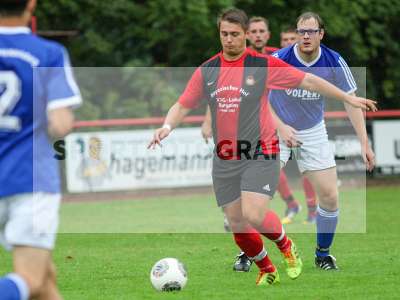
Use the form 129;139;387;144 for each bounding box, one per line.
270;12;375;270
280;27;297;48
0;1;81;299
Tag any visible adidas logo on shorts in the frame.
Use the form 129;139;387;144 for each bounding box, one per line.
262;184;271;192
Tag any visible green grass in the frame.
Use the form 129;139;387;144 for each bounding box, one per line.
58;187;366;233
0;186;399;299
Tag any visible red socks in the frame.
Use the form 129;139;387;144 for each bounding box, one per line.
232;209;295;272
259;210;291;253
256;255;276;273
233;226;263;258
278;171;300;209
278;171;293;200
233;226;276;273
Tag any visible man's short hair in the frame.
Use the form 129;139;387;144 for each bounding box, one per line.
249;16;269;30
281;26;296;34
296;12;325;30
0;0;28;17
217;8;249;31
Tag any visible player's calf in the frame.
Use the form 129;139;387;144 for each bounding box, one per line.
13;247;55;298
38;261;63;300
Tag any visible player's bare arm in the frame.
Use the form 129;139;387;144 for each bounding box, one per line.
299;73;377;112
201;106;212;143
344;93;375;171
48;107;75;138
148;102;191;149
268;102;301;148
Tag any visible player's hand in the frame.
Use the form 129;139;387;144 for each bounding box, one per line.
362;145;375;172
201;121;212;144
277;124;302;148
345;95;378;112
148;127;171;149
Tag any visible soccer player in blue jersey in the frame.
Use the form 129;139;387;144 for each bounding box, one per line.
0;1;82;299
269;12;376;270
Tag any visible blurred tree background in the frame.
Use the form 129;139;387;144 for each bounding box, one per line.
35;0;399;120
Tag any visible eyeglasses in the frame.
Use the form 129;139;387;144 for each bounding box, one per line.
296;29;320;36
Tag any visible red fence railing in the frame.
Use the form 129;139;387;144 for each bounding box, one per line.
74;110;400;129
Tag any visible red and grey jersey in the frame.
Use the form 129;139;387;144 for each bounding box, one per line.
246;46;280;55
264;46;280;55
178;48;305;161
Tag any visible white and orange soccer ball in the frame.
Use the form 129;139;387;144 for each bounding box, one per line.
150;258;188;291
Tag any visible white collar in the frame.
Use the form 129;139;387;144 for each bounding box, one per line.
0;26;31;35
294;43;321;67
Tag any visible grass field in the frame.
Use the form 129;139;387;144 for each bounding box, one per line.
0;186;399;299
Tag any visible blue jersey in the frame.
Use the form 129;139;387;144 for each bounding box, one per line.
0;26;81;197
269;43;357;130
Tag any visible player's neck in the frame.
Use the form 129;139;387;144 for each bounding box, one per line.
0;18;28;27
249;45;265;54
223;48;246;61
297;47;320;63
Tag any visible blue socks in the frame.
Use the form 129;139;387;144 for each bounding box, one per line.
0;274;29;300
316;205;339;257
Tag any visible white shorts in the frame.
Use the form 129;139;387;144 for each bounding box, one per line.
280;121;336;173
0;193;61;251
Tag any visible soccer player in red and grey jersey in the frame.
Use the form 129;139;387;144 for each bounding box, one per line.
201;17;317;272
148;8;377;286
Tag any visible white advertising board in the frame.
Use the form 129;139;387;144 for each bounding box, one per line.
373;120;400;171
65;128;213;193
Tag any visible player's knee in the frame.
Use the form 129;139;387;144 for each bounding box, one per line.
242;209;264;229
48;261;57;283
318;188;338;210
229;218;247;233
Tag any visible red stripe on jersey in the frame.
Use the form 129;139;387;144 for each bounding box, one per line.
264;46;280;55
178;67;204;109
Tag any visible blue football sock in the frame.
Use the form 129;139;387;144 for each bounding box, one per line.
316;206;339;257
0;274;29;300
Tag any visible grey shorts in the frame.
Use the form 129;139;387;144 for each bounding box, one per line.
212;158;280;207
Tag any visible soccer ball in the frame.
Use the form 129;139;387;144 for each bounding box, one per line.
150;258;188;292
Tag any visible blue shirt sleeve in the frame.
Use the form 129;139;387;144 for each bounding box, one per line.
333;55;357;94
45;45;82;111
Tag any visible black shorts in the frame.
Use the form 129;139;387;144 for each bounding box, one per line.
212;156;280;207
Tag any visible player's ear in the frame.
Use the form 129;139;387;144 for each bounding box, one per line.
319;28;325;40
25;0;36;16
27;0;36;14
